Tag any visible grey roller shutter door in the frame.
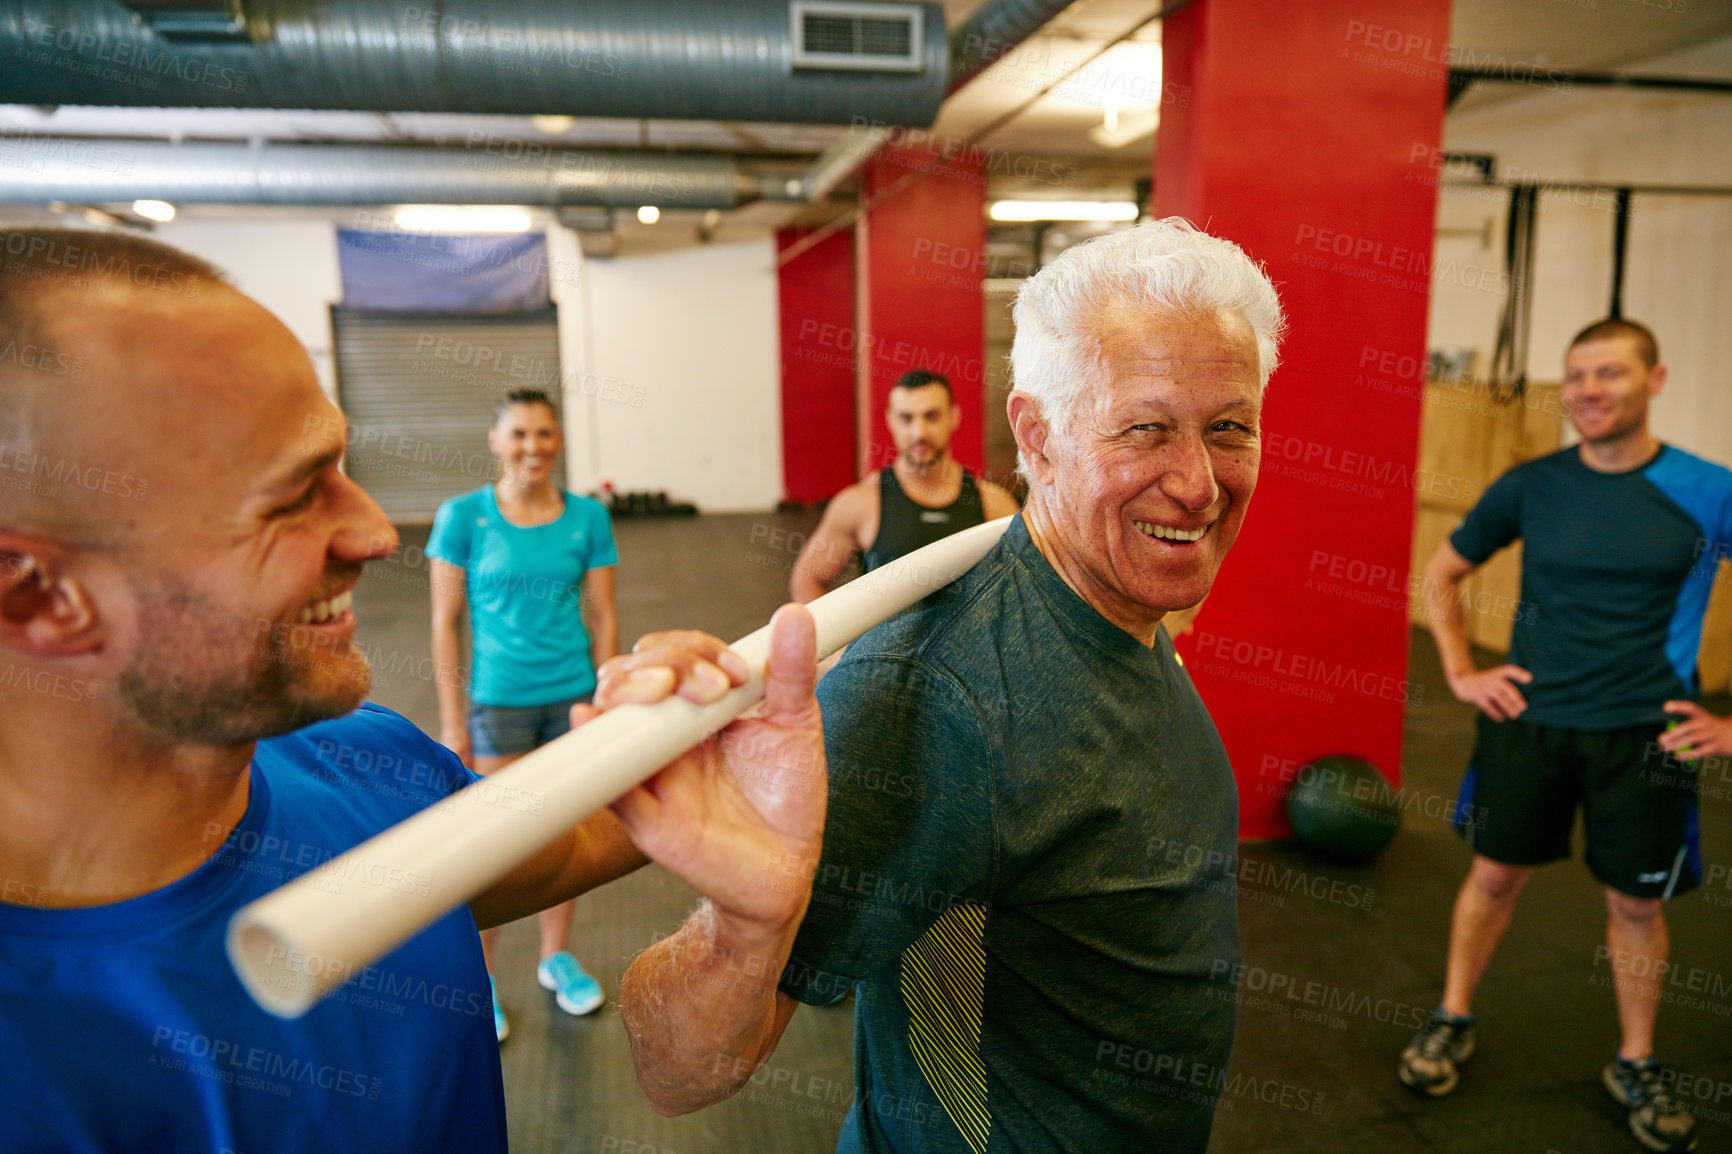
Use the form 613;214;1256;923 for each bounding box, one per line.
332;308;567;523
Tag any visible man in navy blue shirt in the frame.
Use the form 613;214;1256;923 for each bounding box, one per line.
1399;319;1732;1153
0;230;825;1153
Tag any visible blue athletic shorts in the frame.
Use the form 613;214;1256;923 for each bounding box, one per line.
468;694;591;758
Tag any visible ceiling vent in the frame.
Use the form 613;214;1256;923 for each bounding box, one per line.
792;1;924;73
124;0;251;43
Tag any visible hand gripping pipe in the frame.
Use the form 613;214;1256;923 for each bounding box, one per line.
228;515;1014;1016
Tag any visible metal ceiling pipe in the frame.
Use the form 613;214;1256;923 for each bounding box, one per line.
0;137;770;208
0;0;949;126
946;0;1080;93
785;125;891;202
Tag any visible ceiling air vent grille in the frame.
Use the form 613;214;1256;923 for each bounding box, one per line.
791;2;924;73
127;0;251;43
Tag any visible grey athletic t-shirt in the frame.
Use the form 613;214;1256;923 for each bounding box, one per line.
781;514;1241;1153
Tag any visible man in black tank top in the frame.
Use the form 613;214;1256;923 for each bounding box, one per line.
860;466;986;572
792;370;1019;602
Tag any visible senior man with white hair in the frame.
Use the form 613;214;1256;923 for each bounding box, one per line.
613;218;1285;1152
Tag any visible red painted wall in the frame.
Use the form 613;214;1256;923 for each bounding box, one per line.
1156;0;1451;838
855;146;988;476
776;227;858;504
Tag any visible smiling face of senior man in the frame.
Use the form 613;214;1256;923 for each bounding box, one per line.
1008;301;1263;645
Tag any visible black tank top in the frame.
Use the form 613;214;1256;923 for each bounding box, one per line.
861;466;986;573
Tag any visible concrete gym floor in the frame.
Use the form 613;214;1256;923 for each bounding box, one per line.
352;511;1732;1154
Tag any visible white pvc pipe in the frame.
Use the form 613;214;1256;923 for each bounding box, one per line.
228;515;1014;1016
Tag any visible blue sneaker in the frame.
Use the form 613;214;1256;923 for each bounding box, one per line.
490;975;509;1044
537;951;604;1016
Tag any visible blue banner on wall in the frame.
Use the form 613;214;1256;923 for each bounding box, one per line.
336;229;551;312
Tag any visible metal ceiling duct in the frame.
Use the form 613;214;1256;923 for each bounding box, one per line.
0;0;1086;212
947;0;1079;92
0;0;948;125
0;137;769;208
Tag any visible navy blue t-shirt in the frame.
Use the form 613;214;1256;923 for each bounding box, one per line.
0;704;507;1154
1451;444;1732;729
782;515;1240;1153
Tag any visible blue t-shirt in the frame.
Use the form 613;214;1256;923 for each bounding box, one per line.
1451;444;1732;729
428;486;619;707
781;515;1241;1153
0;704;506;1154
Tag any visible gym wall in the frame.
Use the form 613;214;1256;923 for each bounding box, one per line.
1422;30;1732;693
551;230;782;512
147;219;785;514
1428;32;1732;468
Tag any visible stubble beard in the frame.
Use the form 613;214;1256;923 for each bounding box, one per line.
116;573;371;745
901;443;949;471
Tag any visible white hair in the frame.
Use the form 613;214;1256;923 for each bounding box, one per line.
1009;218;1286;475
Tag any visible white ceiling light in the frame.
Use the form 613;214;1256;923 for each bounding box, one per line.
1036;41;1163;112
636;205;660;224
132;199;177;222
392;206;534;232
1087;104;1159;149
989;200;1139;223
531;115;577;135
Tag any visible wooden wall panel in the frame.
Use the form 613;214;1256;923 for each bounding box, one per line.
1410;380;1561;654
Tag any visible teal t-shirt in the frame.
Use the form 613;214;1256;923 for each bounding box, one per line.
427;486;617;707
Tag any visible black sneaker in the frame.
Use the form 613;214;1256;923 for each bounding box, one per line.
1602;1057;1698;1152
1399;1013;1476;1097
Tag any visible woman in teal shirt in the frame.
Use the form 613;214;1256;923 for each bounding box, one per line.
429;388;620;1042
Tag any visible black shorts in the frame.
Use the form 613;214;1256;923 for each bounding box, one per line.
1453;715;1702;899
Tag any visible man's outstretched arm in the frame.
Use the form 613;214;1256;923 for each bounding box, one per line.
596;607;821;1113
791;484;866;603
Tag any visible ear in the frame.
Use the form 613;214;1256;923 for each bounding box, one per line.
0;538;103;658
1007;392;1055;486
946;402;962;433
1647;363;1667;398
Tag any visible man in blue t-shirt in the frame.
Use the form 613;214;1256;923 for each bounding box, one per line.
1399;319;1732;1153
0;230;827;1153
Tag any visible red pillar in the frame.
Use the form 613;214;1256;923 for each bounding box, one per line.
855;146;987;475
1156;0;1451;838
777;227;858;505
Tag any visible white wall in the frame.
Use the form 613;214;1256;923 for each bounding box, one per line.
1427;34;1732;466
151;218;784;513
153;219;343;397
553;235;782;513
